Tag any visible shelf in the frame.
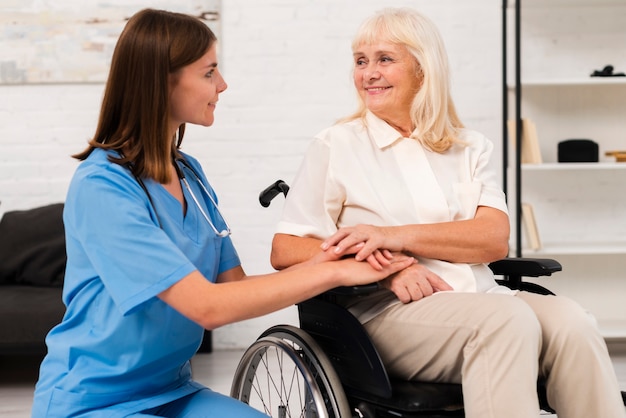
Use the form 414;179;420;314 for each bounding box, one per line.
507;0;626;9
508;78;626;88
521;242;626;256
522;162;626;171
506;0;626;342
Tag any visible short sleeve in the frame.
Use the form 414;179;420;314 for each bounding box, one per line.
472;134;509;214
276;134;343;239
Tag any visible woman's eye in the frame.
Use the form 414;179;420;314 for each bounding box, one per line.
354;57;367;66
380;56;393;63
205;71;214;78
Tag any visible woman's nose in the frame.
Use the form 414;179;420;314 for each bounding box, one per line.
217;76;228;93
366;67;381;80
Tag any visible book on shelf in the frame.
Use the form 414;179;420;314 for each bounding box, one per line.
507;118;543;164
521;203;541;251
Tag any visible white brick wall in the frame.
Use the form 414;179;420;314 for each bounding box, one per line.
0;0;502;349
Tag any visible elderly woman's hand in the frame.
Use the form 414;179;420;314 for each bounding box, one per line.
321;224;403;269
381;262;453;303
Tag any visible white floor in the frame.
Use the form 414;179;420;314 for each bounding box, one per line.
0;350;242;418
2;348;625;417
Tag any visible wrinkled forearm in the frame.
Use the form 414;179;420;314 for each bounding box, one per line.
394;207;510;264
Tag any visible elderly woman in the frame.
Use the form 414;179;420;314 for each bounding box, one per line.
271;7;625;418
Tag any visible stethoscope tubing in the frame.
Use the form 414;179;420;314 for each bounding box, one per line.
129;156;232;237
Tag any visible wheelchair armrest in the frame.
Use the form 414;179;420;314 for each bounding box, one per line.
325;283;380;296
490;257;561;295
323;258;563;299
488;257;562;278
314;283;380;305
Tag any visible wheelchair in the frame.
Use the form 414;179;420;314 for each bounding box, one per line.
228;180;610;417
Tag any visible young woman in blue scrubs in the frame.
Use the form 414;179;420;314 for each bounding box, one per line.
31;9;415;418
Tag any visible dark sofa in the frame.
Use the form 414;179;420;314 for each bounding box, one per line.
0;203;211;355
0;204;66;355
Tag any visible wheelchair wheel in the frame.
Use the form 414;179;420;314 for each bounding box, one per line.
230;325;351;418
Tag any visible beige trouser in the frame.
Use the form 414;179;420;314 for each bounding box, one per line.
363;291;625;418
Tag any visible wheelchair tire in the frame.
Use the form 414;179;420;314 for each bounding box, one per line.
230;325;351;418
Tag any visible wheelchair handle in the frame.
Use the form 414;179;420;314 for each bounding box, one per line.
259;180;290;207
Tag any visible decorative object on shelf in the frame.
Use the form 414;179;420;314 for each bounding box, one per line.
605;151;626;162
591;65;625;77
521;203;541;251
557;139;599;163
507;118;542;164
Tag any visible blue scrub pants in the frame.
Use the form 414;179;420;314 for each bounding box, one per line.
130;388;269;417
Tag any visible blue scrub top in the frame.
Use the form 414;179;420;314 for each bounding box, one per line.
32;149;241;417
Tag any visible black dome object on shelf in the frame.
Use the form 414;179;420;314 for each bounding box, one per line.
591;65;625;77
558;139;599;163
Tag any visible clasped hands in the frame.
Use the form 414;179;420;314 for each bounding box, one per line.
320;224;452;303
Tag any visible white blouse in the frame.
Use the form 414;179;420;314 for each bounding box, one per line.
277;111;515;322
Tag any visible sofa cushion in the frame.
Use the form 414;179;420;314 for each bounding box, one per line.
0;203;66;287
0;286;65;354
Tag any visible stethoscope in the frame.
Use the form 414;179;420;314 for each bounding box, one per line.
129;157;232;238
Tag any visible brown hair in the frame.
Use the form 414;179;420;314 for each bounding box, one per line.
73;9;217;183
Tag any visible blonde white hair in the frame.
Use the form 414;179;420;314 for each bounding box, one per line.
343;7;463;152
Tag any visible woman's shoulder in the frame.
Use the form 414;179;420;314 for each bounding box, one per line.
77;148;125;175
66;149;144;215
314;118;367;145
71;148;136;193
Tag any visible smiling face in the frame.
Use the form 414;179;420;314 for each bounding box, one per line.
168;43;227;134
353;41;422;136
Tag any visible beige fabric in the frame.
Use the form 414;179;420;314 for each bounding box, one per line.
363;291;625;418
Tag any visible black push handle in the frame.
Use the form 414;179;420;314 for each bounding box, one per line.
259;180;290;207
